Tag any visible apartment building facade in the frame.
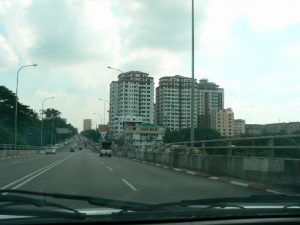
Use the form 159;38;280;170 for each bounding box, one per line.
198;79;224;127
155;76;223;130
234;119;246;136
155;75;198;131
83;119;92;131
211;108;234;137
109;71;154;139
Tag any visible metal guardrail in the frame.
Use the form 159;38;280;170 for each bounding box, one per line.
0;144;44;151
166;134;300;158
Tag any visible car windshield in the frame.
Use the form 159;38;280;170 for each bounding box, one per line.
1;0;300;223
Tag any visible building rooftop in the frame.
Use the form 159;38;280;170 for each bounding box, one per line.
198;78;222;90
137;123;165;129
159;75;195;80
118;71;150;79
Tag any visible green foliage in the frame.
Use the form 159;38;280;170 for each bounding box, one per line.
0;85;77;145
80;129;101;143
43;108;61;119
164;127;222;144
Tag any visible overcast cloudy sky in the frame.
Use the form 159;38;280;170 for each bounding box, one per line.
1;0;300;131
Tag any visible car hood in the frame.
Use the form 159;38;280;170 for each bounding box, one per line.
0;208;121;220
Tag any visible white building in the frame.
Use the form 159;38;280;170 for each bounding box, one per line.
155;75;198;130
83;119;92;131
211;108;234;137
234;119;246;136
124;124;166;152
109;71;154;139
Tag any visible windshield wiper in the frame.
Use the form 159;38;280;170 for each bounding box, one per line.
0;189;154;212
152;194;298;210
0;194;86;220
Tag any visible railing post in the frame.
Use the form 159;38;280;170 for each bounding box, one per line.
251;140;255;157
202;142;206;155
268;138;274;158
228;140;232;156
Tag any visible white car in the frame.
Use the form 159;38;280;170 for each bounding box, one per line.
46;147;56;155
100;149;112;157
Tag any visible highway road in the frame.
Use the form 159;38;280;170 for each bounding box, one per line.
0;147;269;208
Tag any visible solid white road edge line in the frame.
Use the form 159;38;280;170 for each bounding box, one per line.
186;171;196;175
1;155;73;190
12;156;73;190
1;161;61;190
266;189;283;195
230;180;249;187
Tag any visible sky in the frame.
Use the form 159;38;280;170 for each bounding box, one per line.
1;0;300;131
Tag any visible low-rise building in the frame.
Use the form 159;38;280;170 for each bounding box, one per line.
234;119;246;136
124;124;166;152
245;124;264;136
111;115;144;140
263;122;300;135
211;108;234;137
245;122;300;136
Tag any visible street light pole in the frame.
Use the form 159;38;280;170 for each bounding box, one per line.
92;120;98;130
41;97;55;147
15;64;37;148
190;0;195;148
93;113;102;125
107;66;123;74
99;98;109;124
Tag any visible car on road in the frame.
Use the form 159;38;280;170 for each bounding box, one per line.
70;147;76;152
99;149;112;157
46;147;56;155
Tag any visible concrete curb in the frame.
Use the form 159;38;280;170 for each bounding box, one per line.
129;157;288;196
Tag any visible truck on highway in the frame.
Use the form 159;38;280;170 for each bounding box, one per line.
99;142;112;157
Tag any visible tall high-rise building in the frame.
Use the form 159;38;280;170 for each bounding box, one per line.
109;71;154;139
198;79;224;127
83;119;92;131
211;108;234;137
155;75;198;130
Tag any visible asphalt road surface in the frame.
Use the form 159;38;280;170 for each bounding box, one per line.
0;147;269;208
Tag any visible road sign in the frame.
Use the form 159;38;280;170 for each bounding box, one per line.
99;125;109;139
56;128;70;134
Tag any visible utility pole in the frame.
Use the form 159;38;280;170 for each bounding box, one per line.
51;113;54;145
190;0;195;148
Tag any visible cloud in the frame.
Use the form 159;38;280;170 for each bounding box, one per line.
0;35;19;69
120;48;188;83
282;43;300;60
2;0;300;129
0;0;36;63
199;0;240;58
242;0;300;31
114;0;201;54
25;0;119;67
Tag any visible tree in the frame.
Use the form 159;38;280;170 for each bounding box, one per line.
43;108;61;119
0;85;77;145
80;130;100;143
164;127;221;144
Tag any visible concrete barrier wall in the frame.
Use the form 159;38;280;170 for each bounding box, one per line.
0;149;46;159
120;151;300;186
